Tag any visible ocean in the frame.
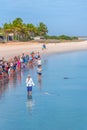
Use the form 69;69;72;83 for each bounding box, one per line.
0;51;87;130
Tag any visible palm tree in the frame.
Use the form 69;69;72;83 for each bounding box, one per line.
27;23;37;37
19;23;29;41
37;22;48;36
1;18;49;41
0;27;3;34
12;18;23;40
3;22;13;41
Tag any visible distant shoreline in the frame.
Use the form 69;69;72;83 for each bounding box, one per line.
0;40;87;60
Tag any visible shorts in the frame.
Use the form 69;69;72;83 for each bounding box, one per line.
27;86;32;92
38;65;42;68
38;72;42;75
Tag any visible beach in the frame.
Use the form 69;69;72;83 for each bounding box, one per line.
1;41;87;130
0;40;87;60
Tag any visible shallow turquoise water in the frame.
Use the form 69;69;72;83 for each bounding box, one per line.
0;51;87;130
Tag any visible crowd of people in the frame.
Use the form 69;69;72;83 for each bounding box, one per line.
0;43;47;96
0;51;42;87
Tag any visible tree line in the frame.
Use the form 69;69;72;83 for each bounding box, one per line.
0;17;78;42
45;35;78;40
0;17;48;41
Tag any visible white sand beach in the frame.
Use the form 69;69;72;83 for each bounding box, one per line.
0;41;87;60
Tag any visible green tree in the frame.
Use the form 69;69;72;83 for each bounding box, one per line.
3;22;13;41
1;18;49;41
12;18;23;40
27;23;38;37
37;22;48;36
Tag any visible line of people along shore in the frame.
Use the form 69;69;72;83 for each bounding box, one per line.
0;51;42;87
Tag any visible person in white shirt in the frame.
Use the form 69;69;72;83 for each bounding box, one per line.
26;74;35;95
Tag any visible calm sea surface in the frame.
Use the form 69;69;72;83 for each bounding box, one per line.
0;51;87;130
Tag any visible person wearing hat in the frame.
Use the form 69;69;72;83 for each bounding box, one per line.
26;74;35;95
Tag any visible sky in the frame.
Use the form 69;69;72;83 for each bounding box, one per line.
0;0;87;36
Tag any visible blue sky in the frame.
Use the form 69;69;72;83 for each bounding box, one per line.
0;0;87;36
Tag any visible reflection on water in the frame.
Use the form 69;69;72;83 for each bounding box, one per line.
1;52;87;130
0;81;9;98
0;71;22;98
9;71;22;86
38;76;42;91
26;94;35;115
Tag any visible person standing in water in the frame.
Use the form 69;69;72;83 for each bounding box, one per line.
37;67;42;80
37;58;42;68
26;74;35;95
